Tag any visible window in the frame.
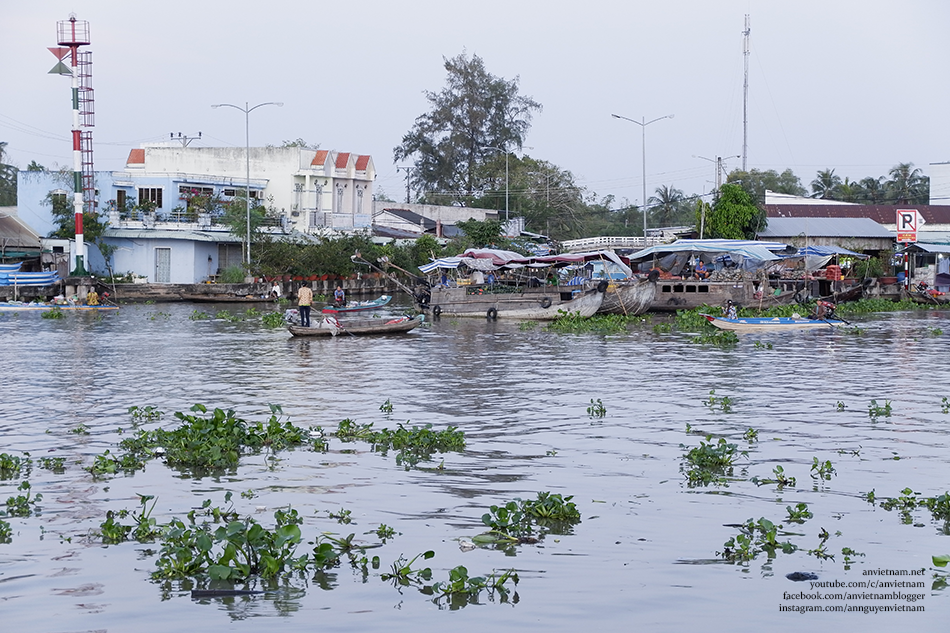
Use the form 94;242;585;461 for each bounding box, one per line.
138;187;163;209
179;186;213;196
116;189;127;211
223;188;259;199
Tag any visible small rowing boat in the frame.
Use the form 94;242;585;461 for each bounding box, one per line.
701;313;845;332
288;314;424;337
322;295;392;313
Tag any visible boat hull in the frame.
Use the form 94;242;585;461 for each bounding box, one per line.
598;279;656;315
650;280;797;312
322;295;392;313
424;285;604;320
0;302;118;312
702;314;844;332
288;314;424;337
179;293;274;303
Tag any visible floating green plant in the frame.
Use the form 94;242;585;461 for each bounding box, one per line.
518;321;537;331
785;502;813;524
753;340;773;349
546;312;631;334
868;399;892;419
0;519;11;543
429;565;519;607
375;524;396;541
261;311;285;328
70;423;89;435
128;405;163;423
942;397;950;414
38;456;65;472
751;465;796;489
743;428;758;442
381;551;435;586
41;307;64;319
806;527;834;561
587;398;606;418
810;457;836;480
718;517;797;563
703;390;733;413
189;310;210;320
0;452;30;478
691;329;739;346
3;481;41;518
328;508;353;524
836;401;846;411
481;492;581;538
379;399;394;414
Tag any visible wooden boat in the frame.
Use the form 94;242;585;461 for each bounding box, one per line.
179;293;274;303
0;301;118;312
423;283;606;320
288;314;424;337
701;313;845;332
598;278;656;315
322;295;392;313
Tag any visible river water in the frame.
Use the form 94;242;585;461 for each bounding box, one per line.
1;301;947;631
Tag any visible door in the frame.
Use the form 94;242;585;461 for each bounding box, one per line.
155;247;171;283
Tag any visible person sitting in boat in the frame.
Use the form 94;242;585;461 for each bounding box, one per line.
440;272;449;287
486;272;496;285
695;259;710;280
270;281;281;299
86;289;100;306
721;299;738;320
811;300;836;320
333;284;346;307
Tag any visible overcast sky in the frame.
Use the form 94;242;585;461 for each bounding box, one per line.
4;1;949;210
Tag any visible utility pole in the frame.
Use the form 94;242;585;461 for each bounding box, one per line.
170;132;201;147
397;166;412;204
742;14;750;171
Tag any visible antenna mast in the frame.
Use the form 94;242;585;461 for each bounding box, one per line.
742;14;750;171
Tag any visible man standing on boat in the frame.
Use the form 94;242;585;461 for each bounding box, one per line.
297;283;314;327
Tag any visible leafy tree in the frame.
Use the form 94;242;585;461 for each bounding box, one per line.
279;138;320;150
504;156;587;239
703;183;765;240
408;234;442;267
810;168;842;199
885;162;928;204
26;160;46;172
0;141;17;206
393;52;541;206
726;168;806;203
454;218;506;249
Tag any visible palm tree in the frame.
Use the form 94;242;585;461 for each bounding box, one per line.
858;176;886;204
647;184;686;227
810;168;842;199
886;162;927;204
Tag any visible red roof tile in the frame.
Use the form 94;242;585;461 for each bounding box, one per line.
127;149;145;164
311;150;329;166
355;155;370;171
335;152;350;169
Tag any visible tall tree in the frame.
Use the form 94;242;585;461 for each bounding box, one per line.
0;141;17;206
726;168;806;203
810;168;842;199
857;176;886;204
393;52;541;206
703;183;765;239
886;162;928;204
647;184;687;227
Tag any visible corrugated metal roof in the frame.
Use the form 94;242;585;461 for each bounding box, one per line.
764;204;950;224
0;209;42;250
104;229;243;243
758;217;894;238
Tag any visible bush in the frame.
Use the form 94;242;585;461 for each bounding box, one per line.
219;266;246;283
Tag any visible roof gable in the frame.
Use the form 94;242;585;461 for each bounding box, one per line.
127;149;145;165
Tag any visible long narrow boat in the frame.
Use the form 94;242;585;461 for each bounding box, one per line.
424;283;605;320
179;293;274;303
288;314;424;337
0;301;119;312
322;295;391;314
701;313;845;332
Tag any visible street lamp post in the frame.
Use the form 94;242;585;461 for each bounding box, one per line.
211;101;283;268
611;113;673;245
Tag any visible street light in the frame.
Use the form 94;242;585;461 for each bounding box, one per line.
611;113;674;244
211;101;283;268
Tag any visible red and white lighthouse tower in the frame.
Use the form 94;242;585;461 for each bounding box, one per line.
49;14;95;276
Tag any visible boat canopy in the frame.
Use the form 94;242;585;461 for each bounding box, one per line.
420;248;632;275
627;239;789;271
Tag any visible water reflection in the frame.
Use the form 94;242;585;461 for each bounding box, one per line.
0;305;948;629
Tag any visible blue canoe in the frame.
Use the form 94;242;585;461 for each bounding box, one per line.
702;313;846;332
